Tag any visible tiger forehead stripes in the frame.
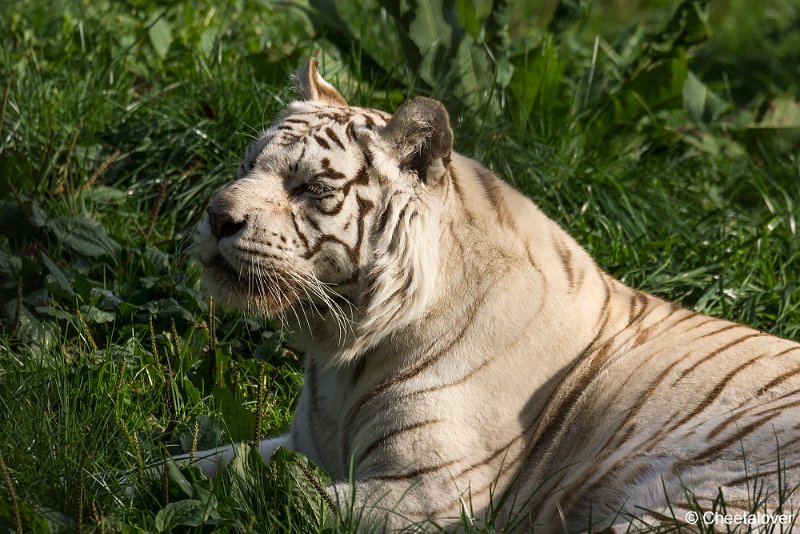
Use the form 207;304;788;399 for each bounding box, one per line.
238;103;389;266
190;57;800;532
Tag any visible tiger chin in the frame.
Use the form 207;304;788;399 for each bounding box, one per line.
189;58;800;531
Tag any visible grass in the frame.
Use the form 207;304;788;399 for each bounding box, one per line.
0;0;799;532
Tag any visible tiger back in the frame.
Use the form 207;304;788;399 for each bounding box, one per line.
191;58;800;531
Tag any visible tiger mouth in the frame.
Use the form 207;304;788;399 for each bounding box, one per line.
203;254;300;313
204;254;355;315
207;254;282;294
210;254;243;281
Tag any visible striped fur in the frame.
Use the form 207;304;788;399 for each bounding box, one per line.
191;59;800;531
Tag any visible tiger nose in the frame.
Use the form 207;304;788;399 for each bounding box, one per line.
206;205;247;239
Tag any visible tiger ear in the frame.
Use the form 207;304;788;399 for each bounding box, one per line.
381;97;453;184
294;57;348;107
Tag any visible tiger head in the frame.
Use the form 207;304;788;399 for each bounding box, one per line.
193;58;454;363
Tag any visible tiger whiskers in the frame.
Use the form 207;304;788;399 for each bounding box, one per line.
290;278;318;335
287;268;355;344
282;273;311;335
287;271;346;342
256;263;291;333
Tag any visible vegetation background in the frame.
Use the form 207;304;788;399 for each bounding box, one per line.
1;0;798;531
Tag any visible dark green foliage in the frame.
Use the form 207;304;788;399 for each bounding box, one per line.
0;0;798;531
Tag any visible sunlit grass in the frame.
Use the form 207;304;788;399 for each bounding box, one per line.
0;0;798;531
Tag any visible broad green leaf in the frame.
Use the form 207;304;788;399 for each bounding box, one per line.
212;345;233;386
509;46;544;118
548;0;587;34
47;216;120;257
268;447;333;523
455;0;482;38
0;249;22;283
29;200;48;228
750;97;800;129
155;298;192;322
615;0;708;114
144;246;170;273
649;0;709;54
82;305;115;324
509;35;567;122
212;387;256;442
679;130;746;158
89;287;122;311
454;0;496;39
743;97;800;154
682;71;728;125
148;17;173;59
181;377;202;405
154;499;211;531
23;287;49;308
166;460;195;498
452;37;489;107
253;331;284;361
386;0;490;106
179;414;224;452
484;0;512;45
199;27;216;58
41;252;78;299
405;0;453;86
612;55;688;124
1;299;55;348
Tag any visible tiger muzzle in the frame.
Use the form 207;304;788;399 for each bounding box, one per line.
206;205;247;240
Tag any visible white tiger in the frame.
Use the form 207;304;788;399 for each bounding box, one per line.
190;58;800;531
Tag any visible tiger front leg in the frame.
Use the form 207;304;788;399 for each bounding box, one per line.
179;433;293;477
122;435;292;498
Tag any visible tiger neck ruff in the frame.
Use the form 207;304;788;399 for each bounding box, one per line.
191;58;800;531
